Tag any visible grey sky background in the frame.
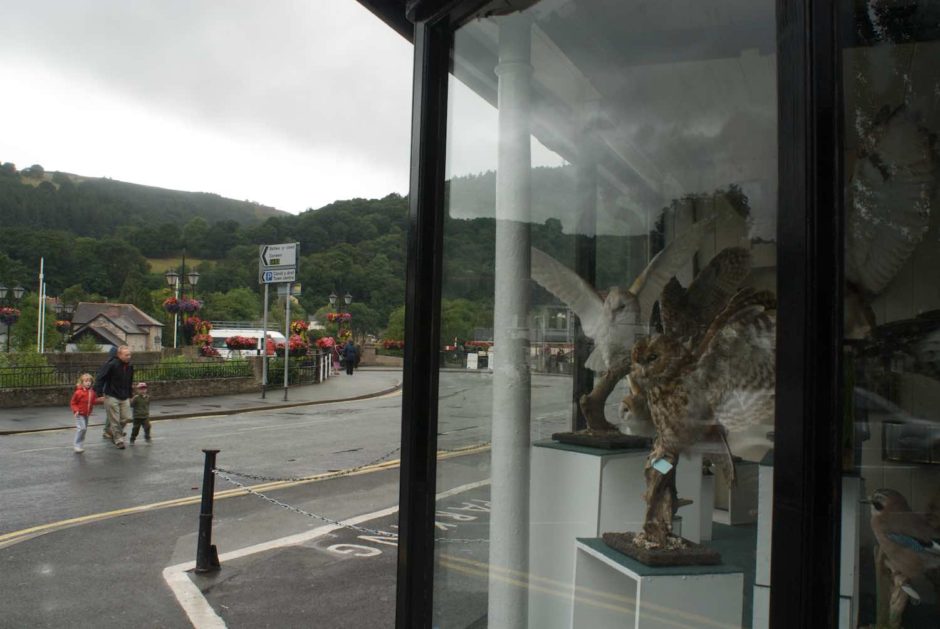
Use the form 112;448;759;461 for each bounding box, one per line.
0;0;419;213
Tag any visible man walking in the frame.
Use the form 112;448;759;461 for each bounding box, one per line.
342;342;358;376
94;345;134;449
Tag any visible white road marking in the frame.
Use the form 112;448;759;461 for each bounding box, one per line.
162;478;490;628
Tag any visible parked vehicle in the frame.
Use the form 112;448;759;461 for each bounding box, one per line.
210;329;286;359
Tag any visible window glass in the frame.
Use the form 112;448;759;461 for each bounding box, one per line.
842;3;940;627
435;1;779;627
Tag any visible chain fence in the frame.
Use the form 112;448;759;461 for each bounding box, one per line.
212;440;492;544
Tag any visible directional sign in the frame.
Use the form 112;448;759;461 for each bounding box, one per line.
261;268;296;284
259;242;298;284
260;243;297;268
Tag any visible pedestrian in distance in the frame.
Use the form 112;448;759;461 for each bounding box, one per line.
130;382;152;444
94;345;134;449
342;341;358;376
69;372;101;453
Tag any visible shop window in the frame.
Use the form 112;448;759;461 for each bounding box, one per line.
433;1;779;627
842;2;940;627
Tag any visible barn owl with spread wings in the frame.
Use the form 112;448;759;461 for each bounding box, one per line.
531;216;714;376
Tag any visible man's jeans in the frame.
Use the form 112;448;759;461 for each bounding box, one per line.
104;397;131;445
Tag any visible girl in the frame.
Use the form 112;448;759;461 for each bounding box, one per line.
70;372;100;453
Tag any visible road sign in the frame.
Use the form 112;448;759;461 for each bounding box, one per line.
261;268;296;283
259;242;298;284
260;243;297;268
277;283;302;297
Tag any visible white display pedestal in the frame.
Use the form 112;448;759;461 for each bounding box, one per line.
572;538;744;629
713;460;759;525
751;451;863;629
528;441;652;629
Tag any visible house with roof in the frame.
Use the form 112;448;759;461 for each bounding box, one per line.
69;302;163;351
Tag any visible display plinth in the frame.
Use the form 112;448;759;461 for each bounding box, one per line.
675;450;714;543
572;537;744;629
528;440;654;629
552;431;652;450
751;452;862;629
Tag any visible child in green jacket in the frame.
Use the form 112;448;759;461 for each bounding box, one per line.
130;382;152;444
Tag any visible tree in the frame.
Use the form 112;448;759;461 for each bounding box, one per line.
384;306;405;340
9;294;58;351
199;288;261;321
182;217;211;252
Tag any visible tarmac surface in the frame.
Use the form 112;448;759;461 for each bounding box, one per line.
0;367;403;435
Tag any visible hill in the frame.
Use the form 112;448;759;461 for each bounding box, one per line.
0;162;288;238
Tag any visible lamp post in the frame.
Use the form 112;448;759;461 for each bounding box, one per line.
0;284;26;352
164;260;200;349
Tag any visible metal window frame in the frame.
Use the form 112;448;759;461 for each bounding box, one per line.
394;1;846;627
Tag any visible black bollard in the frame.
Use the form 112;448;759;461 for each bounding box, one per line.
195;448;221;573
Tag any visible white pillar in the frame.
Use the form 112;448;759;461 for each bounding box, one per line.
488;14;533;629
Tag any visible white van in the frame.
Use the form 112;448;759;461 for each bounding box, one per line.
210;329;286;359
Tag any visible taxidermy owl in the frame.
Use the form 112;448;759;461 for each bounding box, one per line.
621;246;753;433
530;216;713;376
628;287;777;479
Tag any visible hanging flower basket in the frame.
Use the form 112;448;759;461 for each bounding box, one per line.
326;312;352;323
276;334;310;357
162;297;180;313
55;320;71;334
315;336;335;349
0;307;20;326
338;327;352;341
199;345;221;358
179;298;203;313
193;333;213;346
226;336;257;350
290;320;309;335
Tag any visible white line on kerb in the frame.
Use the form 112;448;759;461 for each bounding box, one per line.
162;479;490;628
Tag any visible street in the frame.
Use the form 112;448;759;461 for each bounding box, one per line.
0;370;575;628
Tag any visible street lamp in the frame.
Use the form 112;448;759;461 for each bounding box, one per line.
53;300;75;350
0;284;26;352
164;262;200;349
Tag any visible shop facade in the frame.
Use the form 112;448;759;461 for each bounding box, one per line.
358;1;940;627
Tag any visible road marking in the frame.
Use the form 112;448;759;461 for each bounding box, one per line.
163;478;490;629
0;444;489;549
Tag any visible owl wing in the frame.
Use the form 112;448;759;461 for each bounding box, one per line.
530;247;605;339
846;106;934;295
630;215;714;323
694;289;777;433
683;247;752;333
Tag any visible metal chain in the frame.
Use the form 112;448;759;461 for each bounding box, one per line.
214;441;490;484
214;469;487;544
215;445;403;483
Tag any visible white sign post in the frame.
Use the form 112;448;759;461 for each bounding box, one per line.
259;243;299;400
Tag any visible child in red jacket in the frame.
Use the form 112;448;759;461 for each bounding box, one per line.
70;373;101;453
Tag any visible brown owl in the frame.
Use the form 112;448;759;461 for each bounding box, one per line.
627;288;775;547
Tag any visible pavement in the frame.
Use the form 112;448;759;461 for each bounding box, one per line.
0;367;403;435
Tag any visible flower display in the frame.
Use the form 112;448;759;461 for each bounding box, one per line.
326;312;352;323
464;341;493;349
0;307;20;326
55;320;71;334
163;297;202;314
199;345;221;357
338;327;352;341
276;334;310;357
182;317;212;337
290;320;309;335
225;336;258;350
192;333;213;346
315;337;335;349
383;339;404;349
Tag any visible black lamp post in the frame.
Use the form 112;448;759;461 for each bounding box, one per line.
0;284;26;352
164;264;200;349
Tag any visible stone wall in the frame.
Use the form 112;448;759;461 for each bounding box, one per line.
0;376;259;409
359;344;404;367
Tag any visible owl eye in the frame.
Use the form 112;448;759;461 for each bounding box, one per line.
647;353;658;362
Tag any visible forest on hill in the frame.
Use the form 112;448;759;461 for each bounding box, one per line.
0;160;658;347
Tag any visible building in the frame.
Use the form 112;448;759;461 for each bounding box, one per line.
357;2;940;628
69;302;163;351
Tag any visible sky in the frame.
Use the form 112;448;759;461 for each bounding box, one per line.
0;0;420;214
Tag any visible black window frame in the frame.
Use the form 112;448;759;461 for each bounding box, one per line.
392;1;846;627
